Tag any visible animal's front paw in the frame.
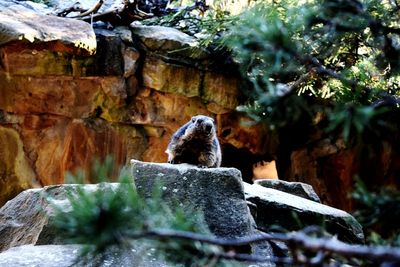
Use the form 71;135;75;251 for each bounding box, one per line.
197;165;208;168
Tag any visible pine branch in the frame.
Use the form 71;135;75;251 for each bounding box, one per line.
127;229;400;264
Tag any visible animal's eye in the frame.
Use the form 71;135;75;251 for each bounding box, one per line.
191;117;196;123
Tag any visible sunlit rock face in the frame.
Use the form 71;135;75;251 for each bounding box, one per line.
0;2;269;206
0;2;96;54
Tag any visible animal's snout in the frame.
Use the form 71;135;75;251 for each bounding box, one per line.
204;123;213;133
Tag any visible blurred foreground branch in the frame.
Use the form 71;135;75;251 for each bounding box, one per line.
128;228;400;265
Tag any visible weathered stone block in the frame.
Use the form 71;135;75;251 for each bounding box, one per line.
255;179;321;203
123;46;140;78
244;183;364;244
0;4;96;55
0;244;168;267
203;71;240;111
88;29;124;76
0;45;82;76
128;88;210;127
131;160;254;238
16;116;145;186
0;127;39;206
0;74;128;119
0;184;120;252
142;57;201;97
131;25;208;59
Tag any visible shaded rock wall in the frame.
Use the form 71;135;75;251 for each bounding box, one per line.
0;7;269;206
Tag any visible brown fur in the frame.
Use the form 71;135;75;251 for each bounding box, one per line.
166;115;222;168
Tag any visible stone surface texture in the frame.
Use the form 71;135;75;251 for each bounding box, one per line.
0;244;169;267
244;183;364;244
131;160;254;238
0;161;363;265
0;183;114;252
0;3;266;206
0;3;96;54
1;0;396;214
255;179;321;203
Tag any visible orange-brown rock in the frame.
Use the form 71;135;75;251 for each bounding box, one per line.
128;87;212;129
142;56;202;97
0;126;39;206
218;113;270;155
61;119;146;182
0;10;270;206
203;71;241;112
0;74;127;119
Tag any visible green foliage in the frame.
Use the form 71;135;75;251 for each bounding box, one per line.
48;159;226;266
49;173;144;254
219;3;400;250
352;178;400;246
142;0;237;41
30;0;52;6
224;0;400;145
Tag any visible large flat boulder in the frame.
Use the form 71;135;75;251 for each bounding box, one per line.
255;179;321;203
0;2;96;55
244;183;364;244
0;244;167;267
0;162;256;251
0;183;120;252
131;159;255;239
130;24;208;59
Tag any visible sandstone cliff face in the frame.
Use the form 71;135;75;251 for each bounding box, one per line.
0;3;269;206
2;2;396;212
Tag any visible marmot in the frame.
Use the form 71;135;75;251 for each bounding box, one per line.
166;115;222;168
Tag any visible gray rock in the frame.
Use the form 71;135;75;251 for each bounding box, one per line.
131;160;276;266
131;159;254;239
130;24;208;59
0;245;81;267
0;183;121;252
0;188;48;252
0;3;96;54
90;28;124;75
0;243;264;267
255;179;321;203
123;46;140;78
0;0;49;13
0;244;169;267
244;183;364;244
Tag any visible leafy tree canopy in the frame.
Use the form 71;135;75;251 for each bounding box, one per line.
217;0;400;147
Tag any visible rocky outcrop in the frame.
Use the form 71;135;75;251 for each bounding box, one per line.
133;161;363;244
0;161;363;261
244;183;364;244
0;244;167;267
0;162;275;266
255;179;321;203
0;245;83;267
0;163;255;252
0;2;96;55
0;127;39;205
282;138;400;211
0;1;269;206
0;184;110;252
131;159;254;239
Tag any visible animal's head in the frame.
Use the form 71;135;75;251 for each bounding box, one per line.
189;115;216;136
